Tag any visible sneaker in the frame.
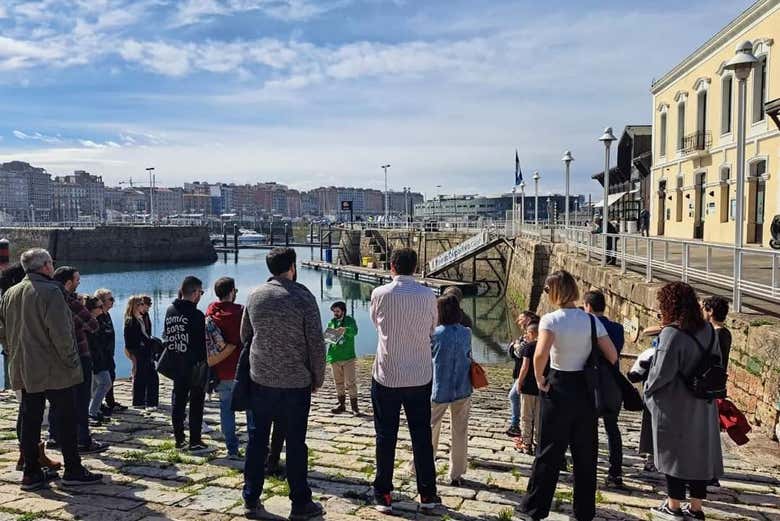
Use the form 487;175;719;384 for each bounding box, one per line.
374;492;393;514
45;439;59;450
419;494;442;511
681;505;705;520
20;469;59;491
289;500;324;521
100;405;113;417
88;414;104;426
604;474;626;489
62;467;103;486
644;460;658;473
227;452;243;461
78;440;109;454
175;439;187;449
505;426;522;438
111;403;128;412
450;478;463;487
189;441;209;452
244;500;272;519
651;500;685;520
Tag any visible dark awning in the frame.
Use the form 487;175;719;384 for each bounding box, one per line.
765;98;780;129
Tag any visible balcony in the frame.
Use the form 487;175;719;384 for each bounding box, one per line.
681;130;712;157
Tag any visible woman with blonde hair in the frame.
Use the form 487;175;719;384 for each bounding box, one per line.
124;295;159;408
519;270;618;521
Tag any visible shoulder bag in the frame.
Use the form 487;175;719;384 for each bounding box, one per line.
585;315;623;417
470;361;489;390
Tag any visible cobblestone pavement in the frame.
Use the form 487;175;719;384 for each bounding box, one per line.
0;360;778;521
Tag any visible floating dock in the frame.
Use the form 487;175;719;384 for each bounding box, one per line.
301;260;478;295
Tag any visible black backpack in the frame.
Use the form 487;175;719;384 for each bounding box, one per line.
672;325;728;400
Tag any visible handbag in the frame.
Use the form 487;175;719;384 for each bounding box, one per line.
470;361;489;390
156;346;178;380
231;346;252;412
585;315;622;417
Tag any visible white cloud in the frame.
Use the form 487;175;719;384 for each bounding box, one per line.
171;0;349;26
78;139;107;148
12;130;63;143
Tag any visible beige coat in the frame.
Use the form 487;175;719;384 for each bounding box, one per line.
0;272;82;393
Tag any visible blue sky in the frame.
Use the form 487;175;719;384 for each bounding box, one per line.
0;0;755;196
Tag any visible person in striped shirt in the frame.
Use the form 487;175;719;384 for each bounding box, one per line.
369;247;440;514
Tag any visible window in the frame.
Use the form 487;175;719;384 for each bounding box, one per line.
697;90;707;134
721;76;732;134
751;159;767;178
753;56;767;123
720;167;730;223
677;102;686;150
659;112;667;156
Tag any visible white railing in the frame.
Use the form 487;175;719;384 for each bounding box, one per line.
427;231;492;274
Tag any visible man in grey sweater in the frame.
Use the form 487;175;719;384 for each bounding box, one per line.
241;247;326;521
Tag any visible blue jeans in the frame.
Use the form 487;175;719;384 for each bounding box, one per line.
90;370;112;417
243;383;312;507
508;385;520;427
217;380;255;455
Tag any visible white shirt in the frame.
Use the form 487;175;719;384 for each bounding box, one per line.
370;275;437;388
539;308;607;371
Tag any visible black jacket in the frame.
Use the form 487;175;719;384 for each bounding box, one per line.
124;316;153;361
89;313;115;373
163;299;206;370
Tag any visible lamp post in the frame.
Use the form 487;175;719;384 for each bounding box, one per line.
532;171;540;229
562;150;574;230
511;186;517;235
381;164;391;222
598;127;617;266
724;41;758;312
519;181;526;230
146;167;155;224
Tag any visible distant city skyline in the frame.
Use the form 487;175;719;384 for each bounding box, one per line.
0;0;753;196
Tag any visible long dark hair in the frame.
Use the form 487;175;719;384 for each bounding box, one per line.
437;294;462;326
657;281;705;332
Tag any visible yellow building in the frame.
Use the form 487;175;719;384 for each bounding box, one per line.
651;0;779;247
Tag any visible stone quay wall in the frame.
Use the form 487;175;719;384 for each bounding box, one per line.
0;226;217;264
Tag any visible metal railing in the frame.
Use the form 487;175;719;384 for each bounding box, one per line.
681;130;712;154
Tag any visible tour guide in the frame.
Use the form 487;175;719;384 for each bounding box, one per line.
326;301;360;415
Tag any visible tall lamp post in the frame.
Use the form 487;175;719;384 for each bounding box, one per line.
381;164;391;222
511;186;517;235
146;167;155;224
562;151;574;230
598;127;617;267
532;171;540;229
724;41;758;312
519;181;526;230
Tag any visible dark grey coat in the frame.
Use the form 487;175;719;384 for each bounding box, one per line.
645;324;724;480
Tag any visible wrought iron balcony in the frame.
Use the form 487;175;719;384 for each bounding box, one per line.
680;130;712;155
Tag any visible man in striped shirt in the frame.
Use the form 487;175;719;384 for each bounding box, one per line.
370;247;440;514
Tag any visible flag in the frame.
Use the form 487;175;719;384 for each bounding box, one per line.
514;150;522;186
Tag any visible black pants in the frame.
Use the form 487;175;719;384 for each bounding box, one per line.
171;377;205;444
521;370;598;521
21;387;82;476
133;357;159;407
602;413;623;477
371;378;437;498
243;383;312;507
666;475;707;500
105;367;117;407
267;417;286;467
49;356;92;445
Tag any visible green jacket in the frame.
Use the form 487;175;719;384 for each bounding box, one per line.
326;315;358;363
0;272;82;393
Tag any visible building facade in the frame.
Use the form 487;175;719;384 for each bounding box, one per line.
0;161;52;222
414;193;583;222
650;0;779;246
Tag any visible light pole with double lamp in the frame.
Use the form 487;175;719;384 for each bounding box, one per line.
533;171;540;229
598;127;617;267
381;164;391;222
519;180;526;231
562;150;574;231
723;41;758;312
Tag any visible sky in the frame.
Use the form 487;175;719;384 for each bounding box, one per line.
0;0;756;197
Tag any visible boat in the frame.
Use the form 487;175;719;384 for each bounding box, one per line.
238;229;267;244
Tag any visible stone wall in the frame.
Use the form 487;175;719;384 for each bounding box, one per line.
0;226;217;264
505;238;552;316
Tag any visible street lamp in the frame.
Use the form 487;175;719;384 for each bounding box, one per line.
146;167;155;224
381;164;391;222
562;150;574;230
598;127;617;266
519;181;526;230
724;40;758;312
511;186;517;235
532;171;540;228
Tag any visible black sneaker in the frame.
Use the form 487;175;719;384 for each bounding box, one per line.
681;505;705;520
651;500;685;520
88;414;104;426
289;501;324;521
244;500;273;519
79;440;109;454
450;478;463;487
175;438;187;449
188;441;208;452
505;426;522;438
604;474;627;489
100;405;113;417
374;492;392;514
111;403;128;412
20;469;59;491
419;494;442;511
62;467;103;486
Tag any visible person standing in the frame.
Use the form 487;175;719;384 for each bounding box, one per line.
518;271;617;521
93;289;125;416
583;290;626;488
430;294;473;487
124;296;159;408
442;286;473;328
163;276;208;451
370;247;440;514
647;282;723;521
51;266;107;454
84;296;111;423
241;247;325;521
702;296;732;373
515;322;540;455
326;301;360;415
0;248;102;490
507;310;539;437
206;277;252;459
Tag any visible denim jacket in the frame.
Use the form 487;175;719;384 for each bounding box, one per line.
431;324;473;404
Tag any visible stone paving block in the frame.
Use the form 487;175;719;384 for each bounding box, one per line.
2;496;69;513
175;485;241;512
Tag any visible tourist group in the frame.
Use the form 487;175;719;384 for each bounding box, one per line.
0;246;736;521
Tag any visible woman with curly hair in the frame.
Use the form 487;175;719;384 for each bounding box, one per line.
646;282;723;521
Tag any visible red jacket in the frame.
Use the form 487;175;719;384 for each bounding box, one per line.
717;398;751;446
206;301;243;381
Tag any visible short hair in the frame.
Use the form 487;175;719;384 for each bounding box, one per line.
214;277;235;299
583;290;606;313
544;270;579;307
520;310;539;322
702;295;729;323
443;286;464;302
180;276;203;298
331;301;347;314
266;247;296;276
526;322;539;333
20;248;51;274
390;248;417;276
0;263;25;293
84;295;102;311
52;266;79;285
94;288;112;301
437;294;463;326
